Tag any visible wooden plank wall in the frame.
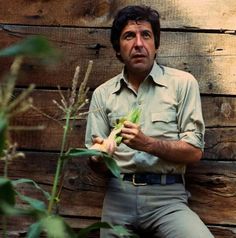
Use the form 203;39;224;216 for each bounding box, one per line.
0;1;236;237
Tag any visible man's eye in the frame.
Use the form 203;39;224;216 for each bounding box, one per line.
142;31;151;39
123;33;135;40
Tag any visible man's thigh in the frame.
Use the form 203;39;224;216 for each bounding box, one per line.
100;179;214;238
100;179;137;238
154;203;214;238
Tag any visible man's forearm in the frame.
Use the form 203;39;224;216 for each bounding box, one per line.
145;136;203;164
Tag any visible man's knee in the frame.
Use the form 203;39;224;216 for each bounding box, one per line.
157;208;214;238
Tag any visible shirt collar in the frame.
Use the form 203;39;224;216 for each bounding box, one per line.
111;68;128;94
149;62;167;87
112;62;167;94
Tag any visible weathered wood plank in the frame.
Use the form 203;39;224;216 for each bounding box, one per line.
8;89;236;159
209;226;236;238
186;161;236;225
11;89;236;127
0;0;236;30
11;121;236;159
1;25;236;94
204;128;236;160
202;97;236;127
1;153;236;226
11;119;236;160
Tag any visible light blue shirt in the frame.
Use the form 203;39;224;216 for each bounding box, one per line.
85;62;205;174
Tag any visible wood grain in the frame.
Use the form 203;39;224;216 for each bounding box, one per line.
1;25;236;94
11;89;236;127
186;161;236;224
2;153;236;222
1;153;236;237
0;0;236;29
8;90;236;159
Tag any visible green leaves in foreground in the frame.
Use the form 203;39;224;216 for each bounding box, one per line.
65;148;121;178
12;178;51;200
27;215;77;238
0;178;27;216
0;178;15;210
27;218;138;238
0;35;59;61
77;222;139;238
0;177;51;216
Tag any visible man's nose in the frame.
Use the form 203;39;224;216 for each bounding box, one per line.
134;34;144;48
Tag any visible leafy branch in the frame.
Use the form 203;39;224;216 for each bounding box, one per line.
0;36;133;238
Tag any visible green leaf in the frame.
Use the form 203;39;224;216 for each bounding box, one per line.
0;36;59;60
0;179;47;217
126;108;141;123
65;148;121;178
112;225;139;237
77;221;112;237
16;192;46;211
28;215;77;238
103;156;121;178
65;148;104;158
0;178;15;207
0;201;47;217
43;216;77;238
0;201;30;216
77;222;139;238
115;135;123;145
12;178;51;200
27;221;43;238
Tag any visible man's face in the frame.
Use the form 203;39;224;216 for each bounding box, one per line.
118;20;157;75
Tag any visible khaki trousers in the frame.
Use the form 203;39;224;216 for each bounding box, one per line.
100;177;214;238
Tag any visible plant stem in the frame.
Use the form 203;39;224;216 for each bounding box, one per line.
47;109;71;214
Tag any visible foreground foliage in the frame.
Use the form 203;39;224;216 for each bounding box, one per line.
0;36;137;237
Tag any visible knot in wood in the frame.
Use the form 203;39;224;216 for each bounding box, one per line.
220;102;232;119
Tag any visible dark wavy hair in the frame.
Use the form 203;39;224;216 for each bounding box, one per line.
110;5;161;54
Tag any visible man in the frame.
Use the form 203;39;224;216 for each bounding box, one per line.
85;5;214;238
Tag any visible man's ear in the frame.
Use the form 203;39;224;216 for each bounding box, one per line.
116;52;124;62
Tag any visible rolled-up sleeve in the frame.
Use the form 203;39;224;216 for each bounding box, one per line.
177;75;205;150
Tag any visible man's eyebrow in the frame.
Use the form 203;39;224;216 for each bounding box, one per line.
142;29;152;33
121;31;135;36
122;30;134;34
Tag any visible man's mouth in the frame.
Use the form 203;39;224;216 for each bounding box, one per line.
132;54;146;61
132;54;146;59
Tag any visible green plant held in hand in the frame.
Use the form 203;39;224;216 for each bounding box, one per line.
113;108;141;145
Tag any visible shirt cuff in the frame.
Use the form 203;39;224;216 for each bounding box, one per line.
179;131;205;151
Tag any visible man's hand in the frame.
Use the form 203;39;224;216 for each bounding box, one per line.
120;121;150;151
90;136;117;162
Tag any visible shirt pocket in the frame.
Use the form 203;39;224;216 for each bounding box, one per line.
150;111;178;136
